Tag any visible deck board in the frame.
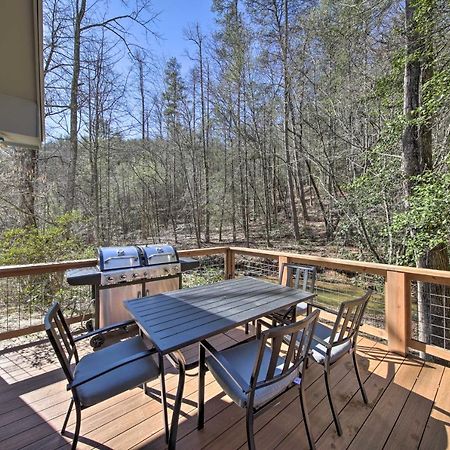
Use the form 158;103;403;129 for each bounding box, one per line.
316;350;405;449
237;337;378;450
385;361;444;449
275;339;385;450
346;356;424;450
0;326;449;450
419;366;450;450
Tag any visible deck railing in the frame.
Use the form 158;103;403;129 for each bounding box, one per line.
1;246;449;361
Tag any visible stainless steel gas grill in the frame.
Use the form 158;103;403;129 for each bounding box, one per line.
97;245;181;328
66;245;198;345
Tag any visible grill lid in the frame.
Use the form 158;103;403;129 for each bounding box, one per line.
98;246;140;271
138;244;178;266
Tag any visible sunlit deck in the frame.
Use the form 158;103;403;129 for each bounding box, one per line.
0;325;448;450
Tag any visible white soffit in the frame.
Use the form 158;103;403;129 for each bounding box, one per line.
0;0;44;148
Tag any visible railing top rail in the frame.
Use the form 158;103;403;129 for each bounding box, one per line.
0;245;449;285
178;247;229;257
0;247;229;278
229;247;450;284
0;259;97;278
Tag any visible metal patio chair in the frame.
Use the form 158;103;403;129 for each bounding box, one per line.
245;264;317;334
198;309;320;450
308;289;372;436
44;302;169;449
268;263;317;324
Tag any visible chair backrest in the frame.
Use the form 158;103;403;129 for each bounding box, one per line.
280;263;316;292
44;302;79;383
250;309;320;392
329;289;372;347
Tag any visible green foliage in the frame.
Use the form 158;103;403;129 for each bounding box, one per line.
337;126;404;263
0;212;94;265
420;68;450;119
163;57;186;129
393;170;450;263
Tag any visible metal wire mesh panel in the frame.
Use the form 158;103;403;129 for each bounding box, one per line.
234;255;279;281
233;254;385;330
182;255;225;288
314;270;385;329
411;281;450;349
0;273;92;334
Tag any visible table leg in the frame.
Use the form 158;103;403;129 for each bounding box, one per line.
168;352;185;450
198;343;206;429
159;353;169;444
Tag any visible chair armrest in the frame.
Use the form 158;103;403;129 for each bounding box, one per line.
257;318;274;330
312;335;331;348
73;319;136;342
68;347;158;390
266;314;294;327
256;318;275;337
307;302;336;315
200;340;250;393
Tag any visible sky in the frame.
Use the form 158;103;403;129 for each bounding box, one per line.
150;0;216;74
44;1;217;139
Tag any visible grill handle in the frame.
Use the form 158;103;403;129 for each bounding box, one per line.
145;252;172;260
103;256;139;264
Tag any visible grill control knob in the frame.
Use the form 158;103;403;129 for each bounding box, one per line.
132;273;138;278
121;274;127;280
107;276;114;282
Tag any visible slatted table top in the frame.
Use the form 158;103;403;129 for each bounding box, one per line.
125;277;314;354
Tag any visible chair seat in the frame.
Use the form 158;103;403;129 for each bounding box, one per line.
74;336;159;407
206;340;298;409
310;322;351;365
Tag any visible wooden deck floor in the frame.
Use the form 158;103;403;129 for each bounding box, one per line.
0;325;449;450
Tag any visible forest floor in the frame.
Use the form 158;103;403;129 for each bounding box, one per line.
153;218;363;261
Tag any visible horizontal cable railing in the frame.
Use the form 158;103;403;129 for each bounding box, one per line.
182;255;225;288
231;252;386;338
0;246;449;362
0;273;92;334
0;249;229;341
234;254;279;280
410;280;450;350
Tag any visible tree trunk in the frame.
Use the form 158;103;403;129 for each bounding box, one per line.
402;0;449;348
199;39;210;243
283;0;300;241
402;1;422;197
17;147;38;228
66;0;86;213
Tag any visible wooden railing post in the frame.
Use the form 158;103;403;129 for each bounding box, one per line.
225;248;235;279
279;255;289;285
385;271;410;356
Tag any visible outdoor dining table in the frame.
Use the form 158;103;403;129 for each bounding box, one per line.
124;276;315;449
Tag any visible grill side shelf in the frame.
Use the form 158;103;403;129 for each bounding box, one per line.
66;267;101;286
179;257;200;272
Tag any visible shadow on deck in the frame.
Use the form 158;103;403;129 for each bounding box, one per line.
0;326;448;450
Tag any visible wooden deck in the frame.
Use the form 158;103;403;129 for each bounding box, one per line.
0;326;449;450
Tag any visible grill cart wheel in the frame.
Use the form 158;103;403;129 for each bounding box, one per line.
85;318;94;332
90;334;105;349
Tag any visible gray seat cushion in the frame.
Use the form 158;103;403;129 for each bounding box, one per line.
206;340;298;409
310;322;351;365
74;336;159;407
